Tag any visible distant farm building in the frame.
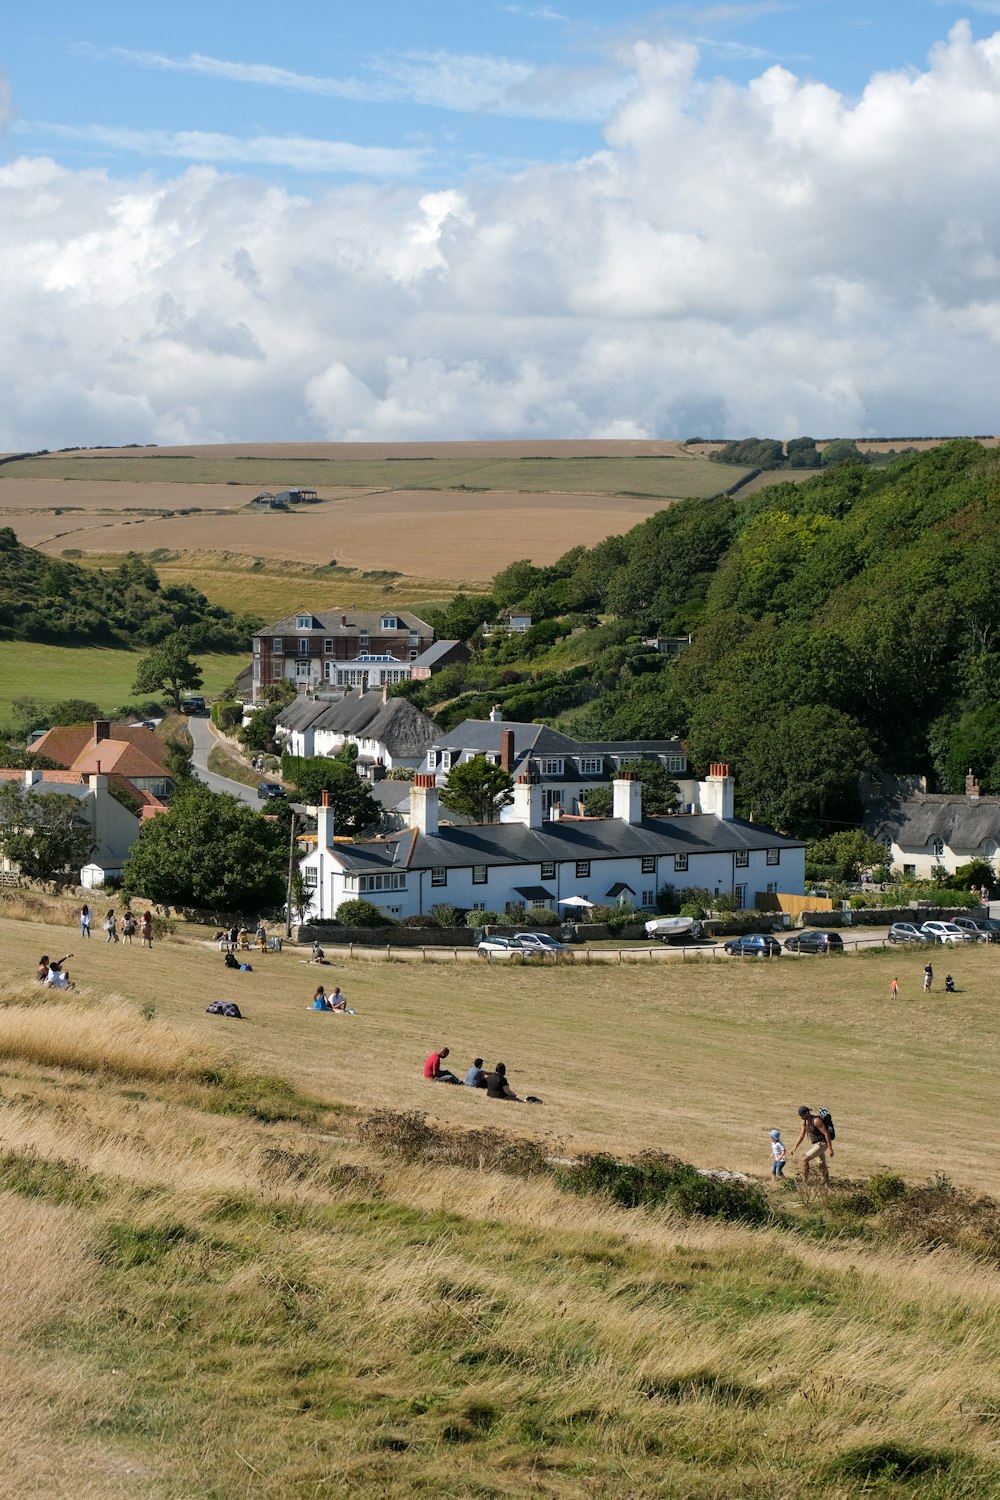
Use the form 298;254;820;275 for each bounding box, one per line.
250;488;320;511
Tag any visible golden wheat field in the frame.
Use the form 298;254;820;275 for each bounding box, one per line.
2;905;1000;1497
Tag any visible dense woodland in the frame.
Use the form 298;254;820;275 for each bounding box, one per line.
0;528;257;649
407;441;1000;838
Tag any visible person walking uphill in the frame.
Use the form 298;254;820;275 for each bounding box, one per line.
924;963;933;994
791;1106;834;1186
140;910;153;949
80;904;92;939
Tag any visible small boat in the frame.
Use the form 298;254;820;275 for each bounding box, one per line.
644;916;699;940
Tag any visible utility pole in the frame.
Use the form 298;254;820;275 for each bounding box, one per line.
285;808;297;939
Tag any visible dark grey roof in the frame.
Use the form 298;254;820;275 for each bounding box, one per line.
290;689;436;759
257;609;432;637
410;640;466;670
605;881;635;897
434;720;580;757
369;780;412;812
331;814;803;875
275;696;330;733
513;885;556;900
872;794;1000;849
578;739;686;756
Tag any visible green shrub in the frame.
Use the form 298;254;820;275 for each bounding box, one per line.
558;1152;772;1226
335;899;393;927
429;903;463;928
211;700;243;731
465;910;502;928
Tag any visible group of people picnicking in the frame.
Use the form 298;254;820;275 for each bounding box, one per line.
309;984;352;1013
424;1047;541;1103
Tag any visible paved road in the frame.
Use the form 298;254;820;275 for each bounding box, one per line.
186;715;260;806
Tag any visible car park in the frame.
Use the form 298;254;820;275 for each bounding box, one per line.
887;922;929;944
919;920;973;945
953;916;1000;943
723;933;781;957
257;782;286;800
783;930;844;954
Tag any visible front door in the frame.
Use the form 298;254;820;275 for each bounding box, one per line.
734;883;747;910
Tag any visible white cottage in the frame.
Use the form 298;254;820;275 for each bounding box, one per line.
298;764;805;922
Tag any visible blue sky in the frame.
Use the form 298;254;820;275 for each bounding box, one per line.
2;4;1000;444
7;1;1000;186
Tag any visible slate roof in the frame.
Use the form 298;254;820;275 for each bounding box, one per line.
872;794;1000;850
409;640;467;671
257;610;432;637
430;720;686;774
329;814;802;875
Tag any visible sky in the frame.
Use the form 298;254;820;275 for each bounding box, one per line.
2;2;1000;445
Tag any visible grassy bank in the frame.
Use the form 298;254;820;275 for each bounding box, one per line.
0;643;245;721
0;972;999;1496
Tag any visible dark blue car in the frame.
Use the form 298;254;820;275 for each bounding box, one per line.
723;933;781;957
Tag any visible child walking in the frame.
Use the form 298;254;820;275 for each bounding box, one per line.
890;976;899;999
768;1129;787;1178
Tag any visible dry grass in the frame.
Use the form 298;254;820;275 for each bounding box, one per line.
0;946;999;1495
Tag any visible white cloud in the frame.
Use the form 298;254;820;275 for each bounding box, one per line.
0;68;15;133
26;122;426;177
4;23;1000;447
77;42;628;122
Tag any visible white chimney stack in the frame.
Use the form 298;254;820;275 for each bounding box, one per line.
699;762;735;821
613;773;643;825
488;705;502;722
23;768;41;787
513;775;543;830
410;773;439;836
312;791;335;850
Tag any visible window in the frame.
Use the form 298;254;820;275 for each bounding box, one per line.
472;901;486;912
431;868;447;887
303;867;317;888
931;838;945;859
253;639;261;655
666;755;687;773
674;853;688;872
734;883;747;908
358;873;406;893
765;882;777;896
296;615;312;629
272;639;283;655
579;757;603;775
409;650;418;661
297;638;310;656
641;856;656;874
766;848;780;866
540;861;556;880
324;638;333;654
440;751;452;771
539;758;564;775
381;616;398;630
272;661;282;680
531;899;549;910
575;860;590;878
253;660;261;681
904;864;916;878
485;753;498;765
616;753;638;765
735;850;749;868
427;750;438;770
473;865;487;885
641;889;654;908
505;900;525;914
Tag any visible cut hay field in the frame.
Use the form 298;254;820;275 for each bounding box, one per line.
1;440;755;592
1;914;1000;1497
0;644;244;721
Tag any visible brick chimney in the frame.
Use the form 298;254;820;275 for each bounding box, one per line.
94;719;111;743
966;769;981;799
699;762;735;821
500;729;515;773
613;772;643;825
513;773;543;830
410;772;439;836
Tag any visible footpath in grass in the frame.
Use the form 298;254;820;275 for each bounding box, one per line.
0;642;245;720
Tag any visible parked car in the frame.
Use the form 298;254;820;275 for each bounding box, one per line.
181;695;207;715
511;932;567;953
919;920;973;945
257;782;286;800
887;922;929;944
953;916;1000;943
723;934;781;958
783;930;844;954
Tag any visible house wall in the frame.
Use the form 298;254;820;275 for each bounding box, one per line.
891;838;999;881
252;626;433;701
299;842;803;923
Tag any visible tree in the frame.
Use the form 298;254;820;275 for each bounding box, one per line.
440;755;514;824
121;782;285;914
0;783;94;879
163;731;194;782
282;756;378;835
335;898;391;927
581;760;681;818
132;632;204;712
805;829;887;883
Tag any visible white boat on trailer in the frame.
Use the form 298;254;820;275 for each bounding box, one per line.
644;916;702;941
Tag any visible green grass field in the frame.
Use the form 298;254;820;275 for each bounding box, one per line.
3;452;744;498
1;912;1000;1496
0;643;245;721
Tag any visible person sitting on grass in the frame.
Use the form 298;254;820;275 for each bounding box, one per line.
223;950;253;972
329;986;349;1012
424;1046;462;1084
484;1062;521;1101
310;942;330;965
465;1058;487;1088
45;957;74;989
36;954;50;983
310;985;333;1011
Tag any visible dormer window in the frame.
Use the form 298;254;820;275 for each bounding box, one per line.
296;615;312;630
381;616;398;630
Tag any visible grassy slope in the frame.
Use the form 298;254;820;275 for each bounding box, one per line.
0;937;999;1496
0;644;244;720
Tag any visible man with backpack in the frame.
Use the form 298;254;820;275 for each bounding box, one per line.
790;1105;835;1185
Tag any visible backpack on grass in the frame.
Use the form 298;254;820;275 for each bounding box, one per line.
817;1107;836;1141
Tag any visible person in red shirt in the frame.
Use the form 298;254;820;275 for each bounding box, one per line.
423;1046;461;1083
